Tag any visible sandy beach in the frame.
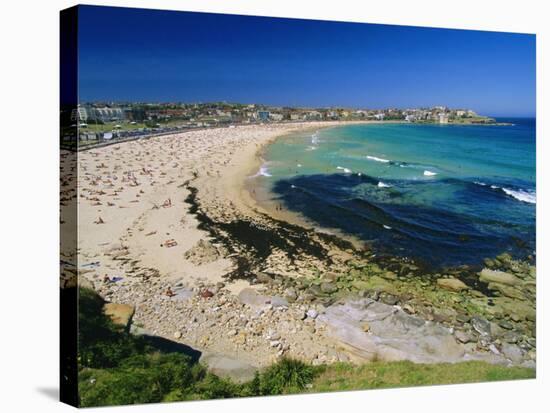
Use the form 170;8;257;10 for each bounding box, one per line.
64;122;368;368
62;121;536;374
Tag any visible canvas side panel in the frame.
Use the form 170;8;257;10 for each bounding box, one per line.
60;5;79;407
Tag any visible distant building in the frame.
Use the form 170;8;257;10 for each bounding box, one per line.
81;105;124;123
257;111;270;121
269;113;284;121
438;113;449;124
305;111;322;120
374;113;385;120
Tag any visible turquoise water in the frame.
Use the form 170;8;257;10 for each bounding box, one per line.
255;119;536;267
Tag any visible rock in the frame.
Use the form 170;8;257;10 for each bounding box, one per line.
471;316;491;337
436;277;469;292
489;322;505;338
270;296;289;309
324;272;340;282
320;282;338;294
200;353;258;384
292;309;307;320
173;331;182;339
479;269;521;286
267;329;280;340
501;343;524;364
318;298;469;364
255;272;274;284
488;344;501;355
495;253;513;267
403;304;416;314
183;239;220;265
307;285;323;297
227;329;238;337
238;288;287;308
306;309;318;319
521;360;536;369
379;293;399;306
381;271;398;280
283;288;298;302
492;297;535;322
487;283;525;300
454;329;474;344
103;303;135;331
499;320;514;330
483;258;496;268
502;331;520;344
456;313;471;323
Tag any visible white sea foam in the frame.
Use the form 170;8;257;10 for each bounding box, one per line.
254;165;272;177
474;181;535;204
291;184;296;189
306;145;318;151
311;132;319;145
297;163;302;168
377;181;391;188
502;188;536;204
423;170;438;176
366;155;390;163
383;225;392;230
336;166;352;174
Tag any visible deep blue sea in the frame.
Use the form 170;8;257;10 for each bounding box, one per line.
254;119;536;267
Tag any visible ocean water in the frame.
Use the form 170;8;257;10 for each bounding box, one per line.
253;119;536;268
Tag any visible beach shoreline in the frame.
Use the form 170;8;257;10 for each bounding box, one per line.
65;120;536;372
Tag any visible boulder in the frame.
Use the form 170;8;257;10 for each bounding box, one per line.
479;269;521;286
238;288;288;309
283;287;298;302
320;282;338;294
471;316;491;337
199;353;258;384
317;298;475;364
487;283;525;300
436;277;469;292
307;309;319;319
501;343;524;364
454;329;474;344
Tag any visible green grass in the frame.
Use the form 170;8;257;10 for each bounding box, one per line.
76;287;535;407
309;361;535;393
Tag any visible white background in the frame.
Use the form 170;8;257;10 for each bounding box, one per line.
0;0;547;411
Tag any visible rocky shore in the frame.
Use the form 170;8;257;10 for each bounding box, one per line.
63;122;536;379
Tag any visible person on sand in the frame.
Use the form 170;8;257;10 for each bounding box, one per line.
103;274;111;283
165;286;176;298
94;217;104;224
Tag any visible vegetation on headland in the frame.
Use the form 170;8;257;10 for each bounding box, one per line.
77;287;534;408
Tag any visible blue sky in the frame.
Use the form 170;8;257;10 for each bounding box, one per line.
77;5;536;117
